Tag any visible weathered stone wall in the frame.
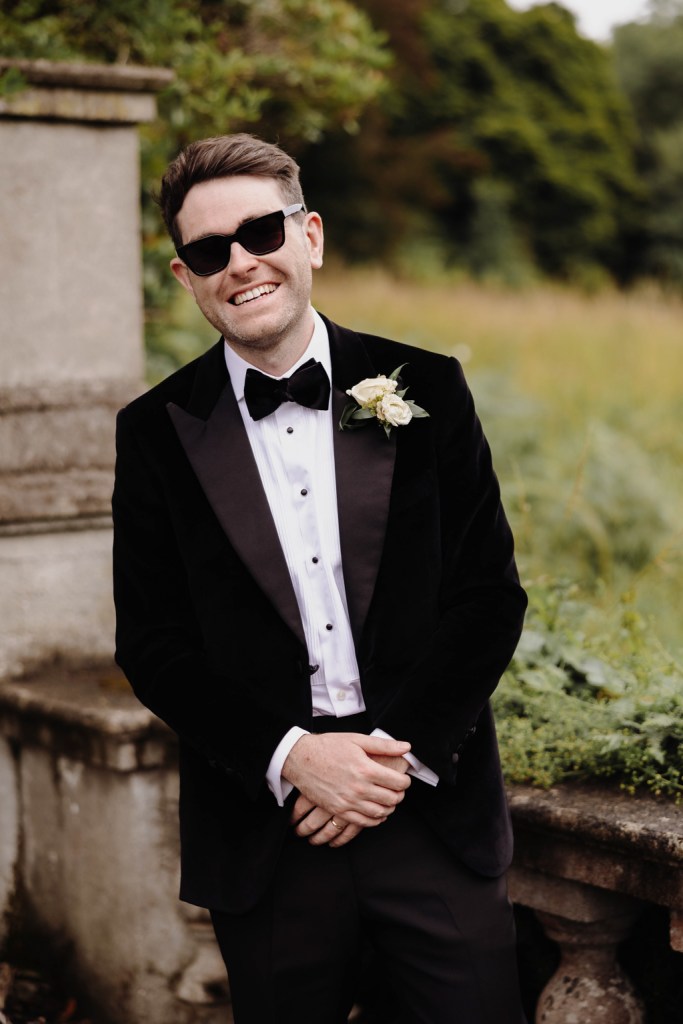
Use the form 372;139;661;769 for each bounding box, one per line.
0;667;231;1024
0;59;171;679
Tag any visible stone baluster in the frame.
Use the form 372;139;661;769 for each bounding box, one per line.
535;908;644;1024
509;865;645;1024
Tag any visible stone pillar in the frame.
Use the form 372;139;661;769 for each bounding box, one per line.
0;59;172;679
509;866;645;1024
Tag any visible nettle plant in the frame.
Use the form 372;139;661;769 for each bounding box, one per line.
494;579;683;801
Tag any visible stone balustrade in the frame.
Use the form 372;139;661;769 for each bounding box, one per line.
509;784;683;1023
1;666;681;1024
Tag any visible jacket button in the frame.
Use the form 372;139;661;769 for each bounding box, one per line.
308;664;320;675
451;753;460;765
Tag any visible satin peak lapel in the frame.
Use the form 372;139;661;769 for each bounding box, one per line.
325;317;397;645
166;343;305;647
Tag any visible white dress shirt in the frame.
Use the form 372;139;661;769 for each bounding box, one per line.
224;309;438;803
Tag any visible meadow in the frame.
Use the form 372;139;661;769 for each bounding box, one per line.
149;269;683;798
312;269;683;646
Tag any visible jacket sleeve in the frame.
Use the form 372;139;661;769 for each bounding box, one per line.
373;357;527;780
112;407;297;800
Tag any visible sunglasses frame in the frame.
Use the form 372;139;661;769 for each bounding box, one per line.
176;203;304;277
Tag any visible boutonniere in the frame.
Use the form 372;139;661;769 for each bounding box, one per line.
339;364;429;438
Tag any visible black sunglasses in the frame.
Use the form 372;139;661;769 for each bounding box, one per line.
176;204;304;276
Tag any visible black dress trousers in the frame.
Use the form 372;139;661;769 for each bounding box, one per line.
210;800;526;1024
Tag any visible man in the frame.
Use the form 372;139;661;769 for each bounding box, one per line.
112;133;528;1024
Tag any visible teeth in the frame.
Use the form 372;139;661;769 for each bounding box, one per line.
233;284;277;306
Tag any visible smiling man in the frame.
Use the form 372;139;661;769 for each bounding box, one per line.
112;134;528;1024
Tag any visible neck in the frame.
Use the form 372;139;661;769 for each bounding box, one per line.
225;310;315;378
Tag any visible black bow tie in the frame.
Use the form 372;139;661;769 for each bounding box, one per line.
244;358;331;421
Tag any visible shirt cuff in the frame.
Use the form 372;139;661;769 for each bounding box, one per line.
371;728;439;787
266;726;310;806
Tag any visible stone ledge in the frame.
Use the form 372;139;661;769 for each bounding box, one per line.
509;784;683;865
0;664;175;773
0;59;174;93
508;783;683;946
0;60;174;124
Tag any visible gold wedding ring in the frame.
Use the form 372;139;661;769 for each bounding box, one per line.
330;818;344;830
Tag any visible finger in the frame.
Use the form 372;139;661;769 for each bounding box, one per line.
328;823;364;848
349;784;408;814
290;793;315;825
308;816;352;847
371;754;411;774
294;805;333;837
339;807;395;828
293;790;402;834
359;764;412;794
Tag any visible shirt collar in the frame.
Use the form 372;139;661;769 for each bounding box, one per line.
223;308;331;403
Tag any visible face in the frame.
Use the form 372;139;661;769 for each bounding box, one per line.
170;175;324;370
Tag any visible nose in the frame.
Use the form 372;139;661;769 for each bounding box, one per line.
226;241;259;275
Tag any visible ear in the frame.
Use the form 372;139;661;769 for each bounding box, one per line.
170;257;197;297
304;212;324;270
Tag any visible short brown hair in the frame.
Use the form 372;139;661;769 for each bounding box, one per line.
158;134;306;248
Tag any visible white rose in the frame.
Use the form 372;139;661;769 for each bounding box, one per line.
347;375;397;406
377;393;413;427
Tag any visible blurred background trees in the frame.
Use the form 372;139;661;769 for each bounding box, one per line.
2;0;683;287
614;0;683;285
303;0;641;285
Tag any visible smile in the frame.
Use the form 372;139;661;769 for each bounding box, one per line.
232;283;278;306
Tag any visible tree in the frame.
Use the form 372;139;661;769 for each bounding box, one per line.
0;0;390;150
301;0;641;283
614;0;683;284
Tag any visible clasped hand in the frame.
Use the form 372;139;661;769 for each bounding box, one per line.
282;732;412;849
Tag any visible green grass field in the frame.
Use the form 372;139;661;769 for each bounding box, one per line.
312;269;683;653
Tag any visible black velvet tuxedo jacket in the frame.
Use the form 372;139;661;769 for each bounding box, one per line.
112;314;527;913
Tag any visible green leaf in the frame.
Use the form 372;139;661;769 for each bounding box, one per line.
339;400;358;430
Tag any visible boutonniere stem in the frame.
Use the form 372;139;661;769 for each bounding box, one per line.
339;364;429;438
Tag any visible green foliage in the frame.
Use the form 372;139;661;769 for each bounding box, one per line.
614;2;683;284
483;388;682;657
301;0;640;282
0;0;390;146
494;579;683;800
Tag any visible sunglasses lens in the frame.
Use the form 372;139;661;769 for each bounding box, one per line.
181;235;231;276
178;210;291;276
239;211;285;255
